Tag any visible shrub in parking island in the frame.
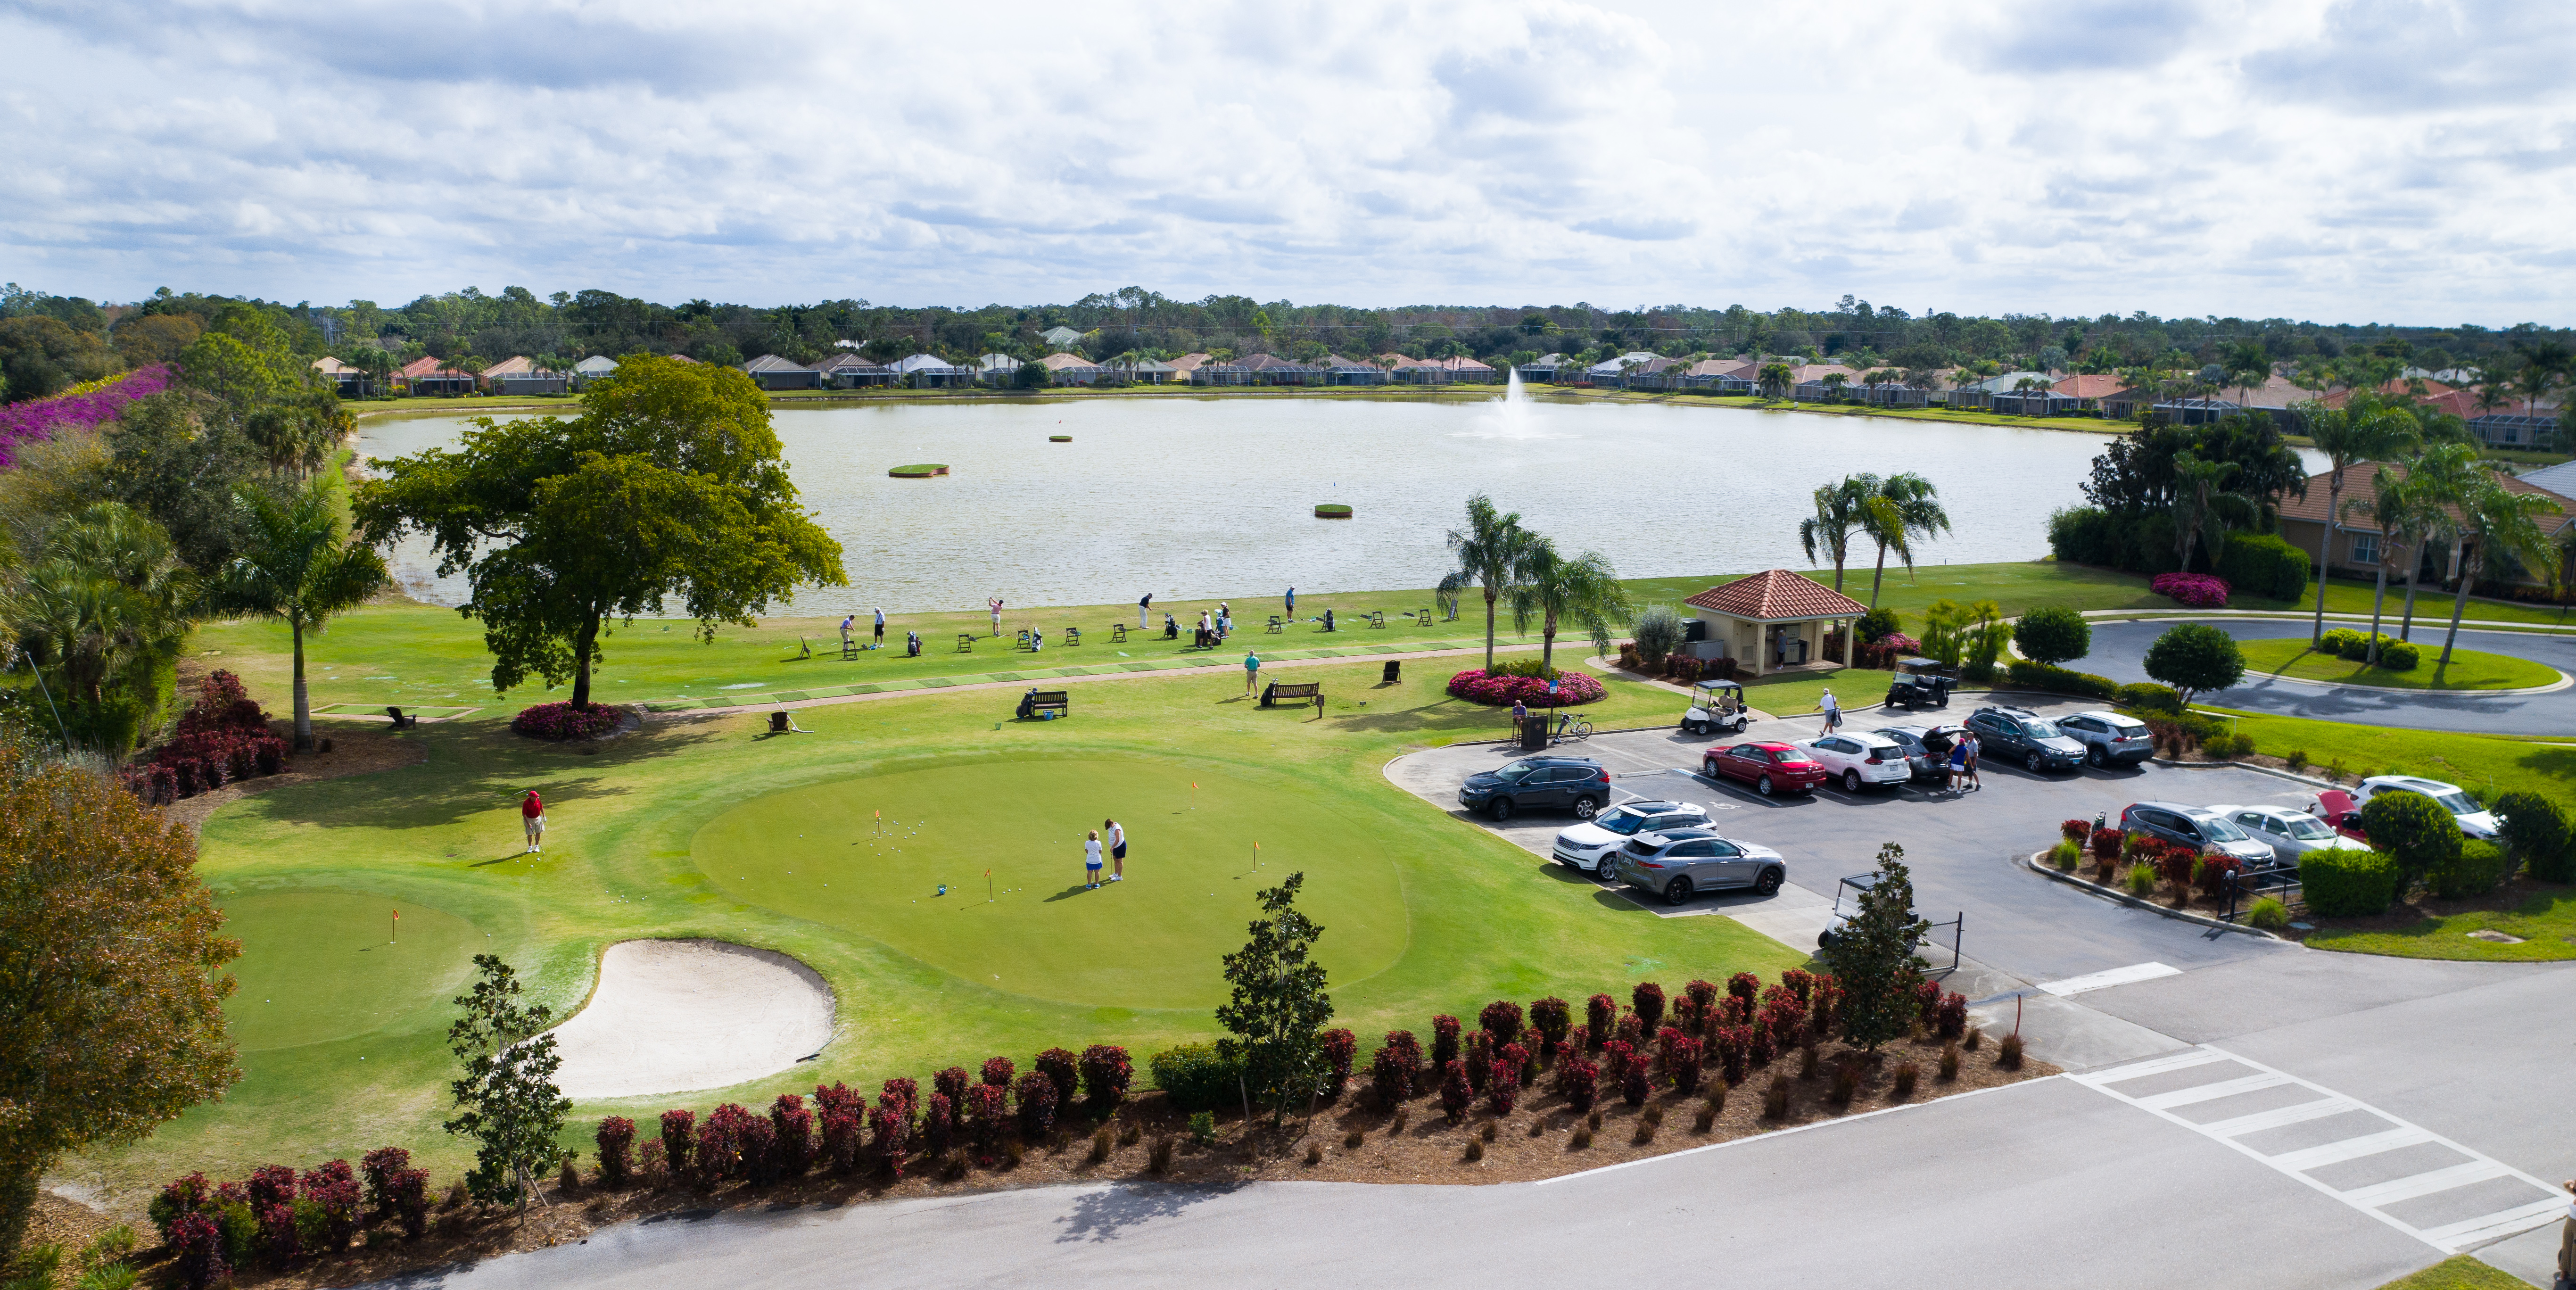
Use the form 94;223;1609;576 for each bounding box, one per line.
2006;661;2119;698
1710;1026;1749;1084
963;1084;1007;1154
169;1211;227;1290
917;1093;955;1157
1438;1060;1473;1122
1667;1036;1704;1094
2493;792;2573;883
1445;669;1606;707
658;1109;695;1178
593;1117;634;1187
2378;640;2419;670
1630;982;1666;1031
933;1066;970;1108
1034;1048;1081;1108
2013;605;2093;666
1371;1032;1422;1106
2431;840;2511;900
511;700;622;742
1148;1043;1242;1112
1556;1055;1600;1110
1585;995;1617;1046
854;1105;893;1175
2246;898;2290;931
1822;844;1934;1053
2300;849;2399;916
1317;1030;1356;1102
768;1095;812;1178
2358;791;2461;891
2143;623;2246;706
979;1056;1015;1090
1478;1000;1524;1046
1079;1045;1134;1107
1013;1071;1058;1139
1529;997;1572;1055
2149;572;2230;608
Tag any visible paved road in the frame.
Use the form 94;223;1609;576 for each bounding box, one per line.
2083;618;2576;735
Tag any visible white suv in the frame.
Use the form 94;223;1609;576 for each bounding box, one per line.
2353;776;2499;838
1552;801;1713;877
1794;732;1913;793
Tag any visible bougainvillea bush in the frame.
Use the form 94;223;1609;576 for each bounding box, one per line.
1444;669;1607;707
0;364;169;469
127;670;287;803
2150;573;2230;608
510;701;623;741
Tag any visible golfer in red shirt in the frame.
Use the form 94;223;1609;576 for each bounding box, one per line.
522;789;545;854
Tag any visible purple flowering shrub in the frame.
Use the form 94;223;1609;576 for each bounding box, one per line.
0;364;170;468
2150;573;2230;608
1445;669;1607;707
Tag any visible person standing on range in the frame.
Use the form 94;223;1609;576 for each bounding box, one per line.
1139;592;1153;630
521;789;546;854
990;597;1005;636
873;606;886;649
1286;586;1296;618
1104;818;1126;882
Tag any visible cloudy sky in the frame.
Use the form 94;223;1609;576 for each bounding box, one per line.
3;0;2569;322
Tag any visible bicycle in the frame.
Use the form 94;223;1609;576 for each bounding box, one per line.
1552;714;1593;744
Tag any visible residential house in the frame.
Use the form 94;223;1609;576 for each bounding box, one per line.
1040;351;1109;385
2051;373;2124;412
891;353;972;388
2277;460;2576;592
1992;389;2081;416
1191;359;1253;386
1320;354;1387;386
1110;357;1178;384
740;354;820;391
1039;326;1086;349
398;355;476;397
1167;353;1214;380
1236;353;1324;386
972;353;1023;386
1680;358;1756;395
1583;351;1665;385
2470;414;2559;448
572;355;619;389
815;352;894;388
312;356;371;397
1516;353;1568;383
1788;364;1868;402
1374;353;1431;384
1427;355;1499;384
1858;380;1928;408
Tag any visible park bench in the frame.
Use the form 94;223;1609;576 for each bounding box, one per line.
386;706;418;729
1260;681;1322;709
1267;616;1284;633
1064;627;1082;647
1016;690;1071;719
1366;611;1386;628
957;633;974;652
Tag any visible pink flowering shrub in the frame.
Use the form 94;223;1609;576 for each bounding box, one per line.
1444;669;1607;707
0;364;170;468
2151;572;2230;608
511;701;622;741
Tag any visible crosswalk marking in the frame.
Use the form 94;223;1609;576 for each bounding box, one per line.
2074;1045;2568;1254
2036;961;2182;997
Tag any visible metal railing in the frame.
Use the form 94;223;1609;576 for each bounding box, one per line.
2223;868;2303;925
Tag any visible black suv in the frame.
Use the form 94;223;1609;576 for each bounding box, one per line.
1458;755;1611;821
1963;706;2086;773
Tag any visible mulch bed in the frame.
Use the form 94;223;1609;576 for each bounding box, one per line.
132;1033;2053;1288
158;722;428;835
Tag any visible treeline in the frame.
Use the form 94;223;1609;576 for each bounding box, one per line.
7;281;2572;402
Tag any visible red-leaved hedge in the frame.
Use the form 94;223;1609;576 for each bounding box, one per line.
2150;572;2230;608
511;701;623;741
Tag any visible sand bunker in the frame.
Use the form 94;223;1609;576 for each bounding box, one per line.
549;940;835;1099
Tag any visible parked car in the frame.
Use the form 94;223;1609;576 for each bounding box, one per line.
2310;789;2368;843
1965;705;2087;773
1458;755;1611;821
1610;828;1786;905
1794;732;1913;793
2351;776;2499;838
2208;803;2370;868
1552;800;1712;877
1701;741;1828;797
2118;801;2276;867
1874;723;1968;783
2055;710;2154;768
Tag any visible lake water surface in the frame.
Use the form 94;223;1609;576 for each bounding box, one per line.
356;392;2316;616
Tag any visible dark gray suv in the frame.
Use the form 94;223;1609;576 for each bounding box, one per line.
1964;706;2086;773
1458;755;1611;821
1611;829;1787;905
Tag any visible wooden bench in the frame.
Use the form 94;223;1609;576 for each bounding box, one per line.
1064;627;1082;647
957;633;974;653
1016;690;1071;719
1260;681;1322;709
1266;616;1284;633
386;706;419;729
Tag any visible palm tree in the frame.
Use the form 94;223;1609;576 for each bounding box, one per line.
1859;472;1951;607
1820;372;1850;403
5;504;197;749
2342;467;2433;664
2169;453;2243;571
1756;362;1793;401
2297;401;2420;642
1508;538;1635;674
216;478;391;750
1445;493;1531;672
1799;475;1875;592
2418;458;2562;666
2222;341;2271;408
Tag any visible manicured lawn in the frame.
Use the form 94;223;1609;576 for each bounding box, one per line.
2205;710;2576;809
105;656;1805;1196
2370;1255;2543;1290
2235;638;2563;691
2307;886;2576;962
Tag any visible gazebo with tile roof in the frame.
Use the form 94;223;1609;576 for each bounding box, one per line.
1683;570;1868;677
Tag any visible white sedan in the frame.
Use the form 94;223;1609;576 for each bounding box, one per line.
1551;800;1712;877
2352;775;2501;839
1795;732;1913;793
2213;804;2373;868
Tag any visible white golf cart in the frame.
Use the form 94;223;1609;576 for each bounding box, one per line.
1681;678;1750;736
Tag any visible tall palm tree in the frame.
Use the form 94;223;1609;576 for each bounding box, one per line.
216;478;392;750
1820;372;1850;403
2398;441;2481;643
1508;538;1635;674
1860;472;1951;607
1445;493;1530;672
2222;341;2271;408
2169;453;2242;571
1800;475;1875;592
2342;467;2432;664
1756;362;1793;401
5;504;197;749
2298;400;2420;642
2420;460;2562;666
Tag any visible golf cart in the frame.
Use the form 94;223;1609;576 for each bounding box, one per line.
1882;657;1958;711
1681;678;1750;736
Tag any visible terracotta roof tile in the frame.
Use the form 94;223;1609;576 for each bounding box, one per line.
2279;461;2575;537
1683;570;1869;620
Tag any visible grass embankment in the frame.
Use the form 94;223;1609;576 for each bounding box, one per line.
2371;1255;2540;1290
2234;639;2564;691
100;657;1805;1197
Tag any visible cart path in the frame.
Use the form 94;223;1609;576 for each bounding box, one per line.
2081;619;2576;735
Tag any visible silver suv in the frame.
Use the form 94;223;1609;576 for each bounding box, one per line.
2056;710;2154;768
1551;801;1712;877
1612;829;1786;906
2118;801;2275;867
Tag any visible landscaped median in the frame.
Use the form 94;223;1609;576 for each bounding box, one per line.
2236;635;2564;692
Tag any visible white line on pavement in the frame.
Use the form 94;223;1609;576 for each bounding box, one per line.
2037;962;2182;996
2073;1045;2569;1254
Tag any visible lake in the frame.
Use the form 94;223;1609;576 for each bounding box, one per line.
355;390;2310;616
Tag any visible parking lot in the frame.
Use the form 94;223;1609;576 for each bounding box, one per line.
1385;695;2312;990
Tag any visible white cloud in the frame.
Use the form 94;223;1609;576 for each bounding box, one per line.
0;0;2570;321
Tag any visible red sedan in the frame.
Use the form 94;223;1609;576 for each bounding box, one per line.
1701;741;1828;797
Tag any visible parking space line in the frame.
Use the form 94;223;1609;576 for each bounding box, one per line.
2074;1045;2569;1253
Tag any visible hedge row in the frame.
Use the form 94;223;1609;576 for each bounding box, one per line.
149;1149;424;1288
122;670;288;804
2319;628;2419;670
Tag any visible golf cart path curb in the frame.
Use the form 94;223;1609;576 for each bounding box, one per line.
2022;851;2285;942
2081;608;2576;639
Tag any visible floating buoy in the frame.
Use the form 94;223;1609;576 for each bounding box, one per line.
888;463;950;478
1314;504;1353;519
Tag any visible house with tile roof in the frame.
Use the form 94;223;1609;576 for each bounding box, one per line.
740;354;820;390
891;353;972;387
397;355;476;397
816;351;895;387
1682;570;1869;677
1039;326;1086;349
1320;354;1387;386
1039;351;1109;385
2277;460;2576;591
1515;353;1569;383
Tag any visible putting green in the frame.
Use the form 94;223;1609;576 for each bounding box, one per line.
222;890;484;1052
692;756;1407;1009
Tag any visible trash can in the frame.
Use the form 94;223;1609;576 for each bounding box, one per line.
1519;716;1549;751
1382;659;1402;685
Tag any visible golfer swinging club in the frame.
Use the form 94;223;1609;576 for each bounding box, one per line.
521;789;545;853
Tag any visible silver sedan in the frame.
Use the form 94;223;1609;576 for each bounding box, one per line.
2214;804;2373;867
